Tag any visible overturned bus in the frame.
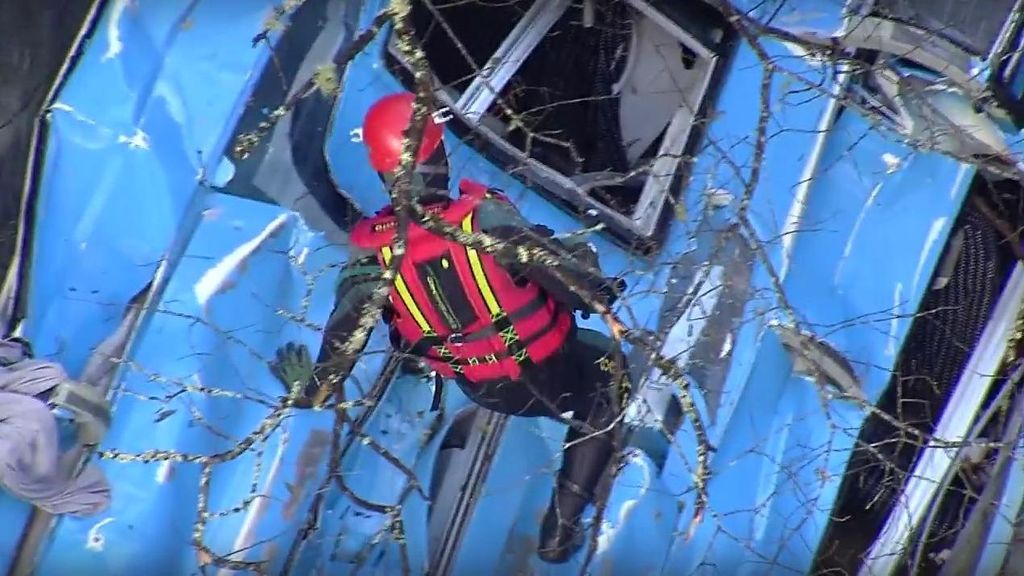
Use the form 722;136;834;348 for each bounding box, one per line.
3;0;1024;574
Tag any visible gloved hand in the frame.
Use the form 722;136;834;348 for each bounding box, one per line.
579;277;627;319
270;342;325;408
599;277;627;306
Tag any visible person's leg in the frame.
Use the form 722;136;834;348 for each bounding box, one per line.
452;369;565;419
442;330;628;564
538;327;630;563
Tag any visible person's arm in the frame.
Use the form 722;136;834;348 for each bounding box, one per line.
473;196;623;313
0;338;112;516
270;250;384;408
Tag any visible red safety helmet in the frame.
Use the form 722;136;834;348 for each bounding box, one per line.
362;92;444;173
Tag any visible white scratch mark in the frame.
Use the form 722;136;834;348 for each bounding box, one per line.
777;40;827;66
217;428;289;575
719;331;733;359
779;81;845;280
85;517;116;552
835;182;883;284
194;213;290;306
887;282;903;357
50;102;99;126
950;163;972;200
882;152;903;174
102;0;128;62
911;217;948;294
117;128;150;150
155;460;174;484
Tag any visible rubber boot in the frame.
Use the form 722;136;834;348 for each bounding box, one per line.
537;479;590;564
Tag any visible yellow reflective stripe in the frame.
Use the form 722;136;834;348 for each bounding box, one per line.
460;212;503;317
380;246;433;334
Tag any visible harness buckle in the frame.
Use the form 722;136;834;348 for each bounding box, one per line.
447;332;465;345
431;107;454;124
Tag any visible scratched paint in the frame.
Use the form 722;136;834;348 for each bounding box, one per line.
4;0;1023;574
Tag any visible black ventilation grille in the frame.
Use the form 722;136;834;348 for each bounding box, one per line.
813;194;1013;573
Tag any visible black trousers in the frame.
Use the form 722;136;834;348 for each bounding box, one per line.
453;325;629;517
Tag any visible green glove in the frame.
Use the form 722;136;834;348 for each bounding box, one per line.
270;341;323;408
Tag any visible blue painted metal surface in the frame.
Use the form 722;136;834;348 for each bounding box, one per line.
3;0;1023;574
36;191;347;574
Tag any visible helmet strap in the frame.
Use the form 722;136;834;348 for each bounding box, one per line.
381;169;442;201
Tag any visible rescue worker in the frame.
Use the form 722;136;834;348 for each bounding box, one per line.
270;92;630;564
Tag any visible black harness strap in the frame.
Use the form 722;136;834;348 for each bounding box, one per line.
407;299;560;370
431;371;445;411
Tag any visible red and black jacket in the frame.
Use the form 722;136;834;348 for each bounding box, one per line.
349;179;573;383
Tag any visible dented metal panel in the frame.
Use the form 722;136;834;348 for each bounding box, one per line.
3;0;1022;574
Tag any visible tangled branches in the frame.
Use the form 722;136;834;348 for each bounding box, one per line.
59;1;1024;575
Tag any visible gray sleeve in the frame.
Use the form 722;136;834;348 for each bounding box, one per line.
312;248;385;383
0;341;111;516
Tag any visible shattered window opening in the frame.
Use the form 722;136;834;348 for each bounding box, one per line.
15;1;1024;574
385;0;732;248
